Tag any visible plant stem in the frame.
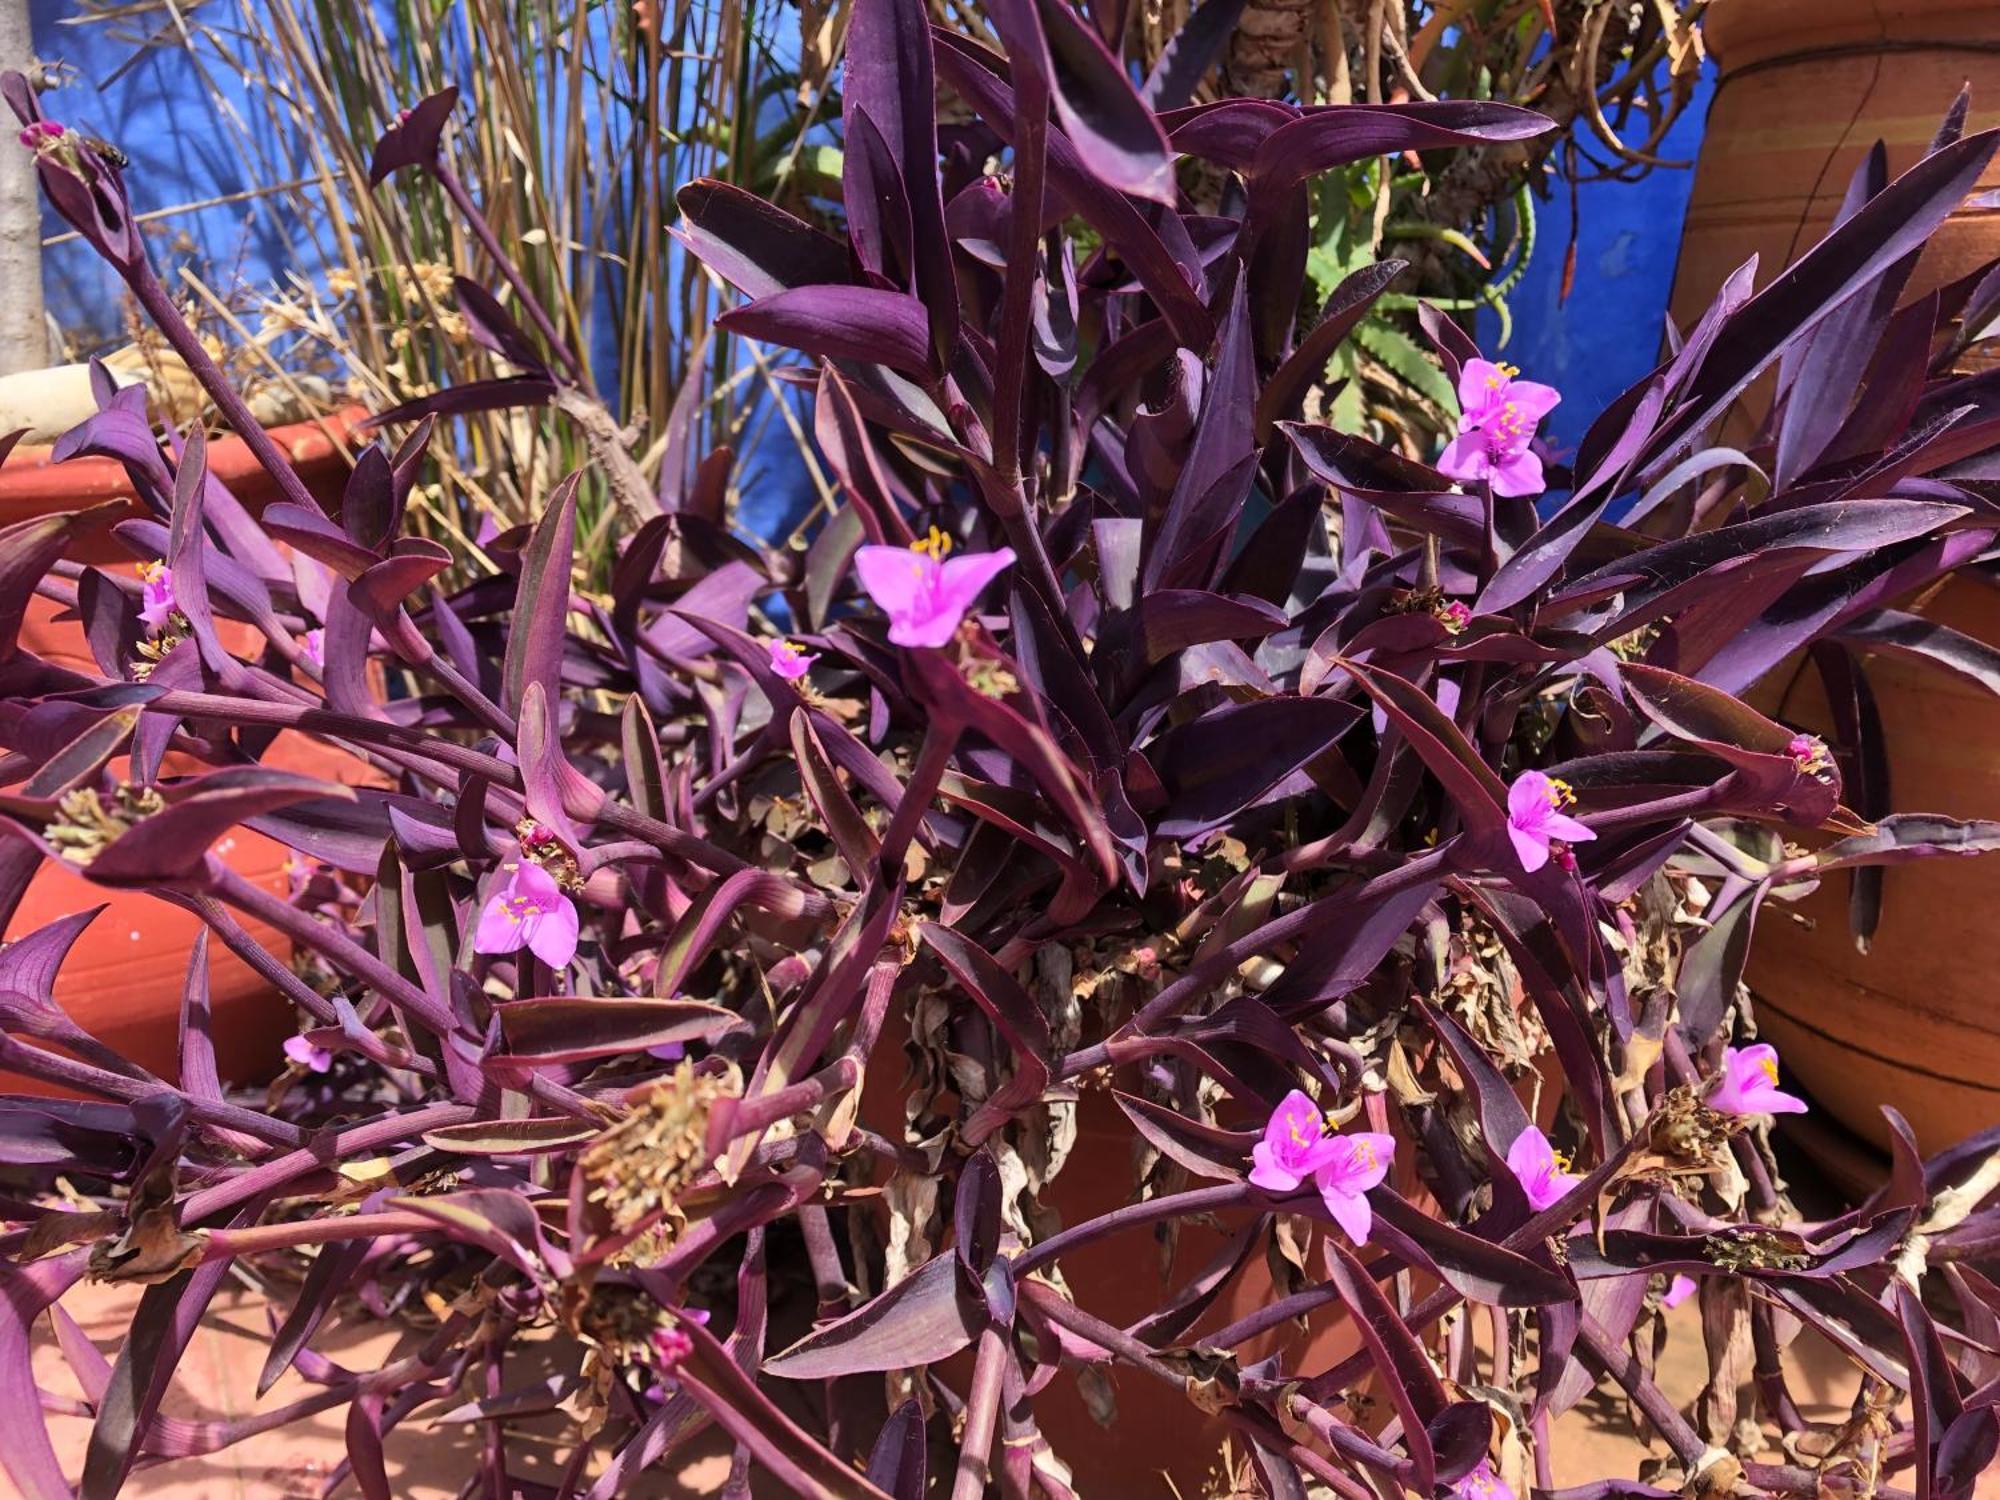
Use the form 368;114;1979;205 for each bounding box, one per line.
123;259;324;517
875;717;958;883
951;1324;1009;1500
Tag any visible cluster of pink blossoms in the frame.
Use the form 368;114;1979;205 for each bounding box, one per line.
1248;1090;1397;1244
1436;358;1560;497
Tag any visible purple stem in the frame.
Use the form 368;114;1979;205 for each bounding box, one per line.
875;717;959;883
209;863;458;1037
0;1032;304;1146
121;259;326;517
433;161;589;391
951;1325;1010;1500
179;1100;475;1223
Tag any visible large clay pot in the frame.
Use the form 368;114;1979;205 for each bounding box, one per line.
0;405;366;564
1667;0;2000;440
3;413;372;1092
1746;573;2000;1154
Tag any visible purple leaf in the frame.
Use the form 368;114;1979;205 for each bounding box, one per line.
493;996;742;1064
675;178;852;299
503;472;580;715
765;1253;982;1378
369;87;459;184
87;768;350;887
716;285;935;376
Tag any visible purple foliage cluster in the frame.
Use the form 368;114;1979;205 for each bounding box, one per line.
4;5;2000;1496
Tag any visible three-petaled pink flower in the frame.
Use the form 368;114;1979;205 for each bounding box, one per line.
1315;1131;1397;1245
1662;1273;1698;1309
1506;770;1595;874
138;560;178;633
1452;1460;1515;1500
1436;599;1472;635
473;860;580;969
766;638;818;681
1249;1089;1339;1194
854;526;1016;648
1506;1125;1580;1212
283;1035;333;1073
1708;1043;1807;1117
1437;358;1560;498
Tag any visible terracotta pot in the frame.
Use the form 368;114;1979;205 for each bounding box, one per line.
1667;0;2000;440
1746;573;2000;1155
5;408;376;1090
0;404;367;564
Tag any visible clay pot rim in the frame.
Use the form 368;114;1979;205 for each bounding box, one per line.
0;402;370;510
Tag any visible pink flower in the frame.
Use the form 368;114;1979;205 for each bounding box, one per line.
854;527;1016;648
17;121;63;149
1505;770;1595;874
138;560;178;632
766;638;818;681
1453;1460;1514;1500
283;1035;333;1073
473;861;580;969
1250;1089;1340;1194
1505;1125;1580;1212
646;1308;710;1395
1315;1131;1396;1245
1787;732;1834;780
1436;599;1472;634
1708;1043;1807;1117
302;628;326;668
1437;358;1560;498
1663;1273;1698;1309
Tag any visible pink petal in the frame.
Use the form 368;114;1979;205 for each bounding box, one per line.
887;602;965;649
1487;449;1545;498
1507;380;1562;420
1663;1274;1698;1310
1543;811;1596;845
1249;1143;1303;1195
1506;1126;1553;1182
511;859;564;904
1339;1133;1395;1193
527;892;580;969
1322;1185;1373;1245
472;893;523;954
1436;431;1491;484
854;545;936;619
1507;771;1551;825
1456;359;1508;415
1507;824;1550;873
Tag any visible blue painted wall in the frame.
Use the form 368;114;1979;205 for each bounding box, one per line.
1477;72;1716;455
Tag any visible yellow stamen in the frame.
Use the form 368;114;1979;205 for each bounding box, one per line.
1497;361;1520;378
138;559;166;582
1545;777;1576;809
908;524;953;561
1552;1148;1574;1174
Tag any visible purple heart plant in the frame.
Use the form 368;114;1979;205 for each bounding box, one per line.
3;16;2000;1500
